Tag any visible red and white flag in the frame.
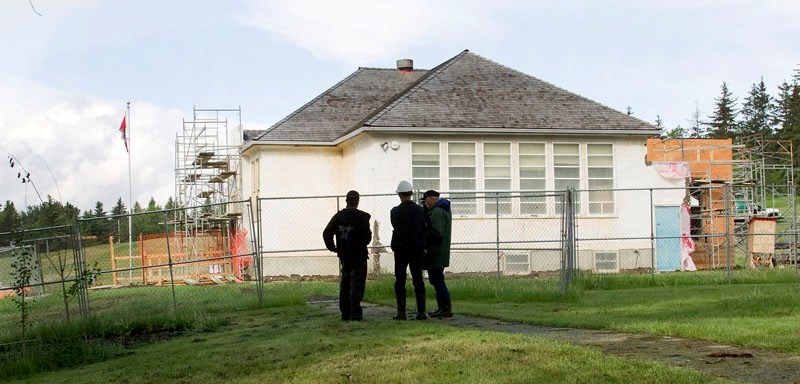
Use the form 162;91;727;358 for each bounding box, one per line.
119;115;129;153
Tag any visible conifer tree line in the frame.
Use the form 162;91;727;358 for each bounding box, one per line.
0;196;176;244
659;64;800;152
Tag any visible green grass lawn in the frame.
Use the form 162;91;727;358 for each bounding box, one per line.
2;269;799;382
4;305;732;384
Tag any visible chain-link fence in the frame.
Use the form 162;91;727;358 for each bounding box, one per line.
2;185;798;337
572;185;799;276
257;190;574;298
0;200;261;338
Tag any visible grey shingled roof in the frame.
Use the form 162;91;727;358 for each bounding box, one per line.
364;50;656;131
251;50;657;143
252;68;427;142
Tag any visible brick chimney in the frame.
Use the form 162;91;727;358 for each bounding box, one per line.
396;59;413;72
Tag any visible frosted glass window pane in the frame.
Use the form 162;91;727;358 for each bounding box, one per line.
588;168;613;178
554;156;579;166
520;179;545;190
412;167;440;178
520;168;545;178
520;143;545;154
414;180;440;191
554;168;579;178
449;143;475;154
485;179;510;190
588;156;613;166
449;155;475;166
449;167;475;178
485;155;510;166
520;156;545;167
553;144;579;155
554;180;579;189
485;167;511;177
484;143;510;153
412;154;440;165
587;144;612;155
413;142;439;153
450;180;475;190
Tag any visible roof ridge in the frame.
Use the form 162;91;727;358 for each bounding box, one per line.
357;49;471;129
255;68;366;140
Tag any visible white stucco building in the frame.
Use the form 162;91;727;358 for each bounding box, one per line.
241;50;684;276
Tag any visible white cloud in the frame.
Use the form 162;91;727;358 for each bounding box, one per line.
0;75;180;213
236;0;510;67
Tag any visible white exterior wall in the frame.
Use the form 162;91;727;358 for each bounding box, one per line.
243;132;686;276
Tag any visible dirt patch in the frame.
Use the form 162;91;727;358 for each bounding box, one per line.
315;301;800;383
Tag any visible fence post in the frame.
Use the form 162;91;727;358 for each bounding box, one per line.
253;198;264;305
495;192;501;276
649;189;656;276
72;223;89;320
724;185;733;282
163;211;178;311
560;188;576;295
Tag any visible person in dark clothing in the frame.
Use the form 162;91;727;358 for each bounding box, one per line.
389;180;427;320
323;190;372;321
422;190;453;318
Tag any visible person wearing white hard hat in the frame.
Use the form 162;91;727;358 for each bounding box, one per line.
389;180;427;320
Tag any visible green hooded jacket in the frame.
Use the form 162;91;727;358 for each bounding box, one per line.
424;199;451;269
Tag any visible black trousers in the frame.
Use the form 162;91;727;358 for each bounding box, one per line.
339;257;368;320
393;249;426;313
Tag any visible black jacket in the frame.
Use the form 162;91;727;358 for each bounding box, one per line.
390;200;426;253
323;208;372;260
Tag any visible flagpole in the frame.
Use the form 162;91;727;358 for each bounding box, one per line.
126;101;133;282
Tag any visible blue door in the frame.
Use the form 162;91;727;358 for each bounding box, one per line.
655;206;681;271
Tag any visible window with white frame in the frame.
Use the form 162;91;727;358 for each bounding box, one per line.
448;142;476;215
518;142;546;214
411;142;440;192
250;158;260;199
553;143;580;213
483;142;511;215
587;143;614;214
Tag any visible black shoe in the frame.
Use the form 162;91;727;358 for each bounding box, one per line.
429;309;453;318
350;316;363;322
415;312;427;320
341;315;351;321
392;314;407;320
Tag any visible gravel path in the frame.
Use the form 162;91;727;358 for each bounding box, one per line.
313;300;800;383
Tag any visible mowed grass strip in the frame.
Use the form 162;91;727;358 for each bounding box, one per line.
6;305;731;384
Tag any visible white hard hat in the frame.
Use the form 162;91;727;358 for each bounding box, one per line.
395;180;413;193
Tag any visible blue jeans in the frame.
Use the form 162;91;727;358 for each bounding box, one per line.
427;267;451;311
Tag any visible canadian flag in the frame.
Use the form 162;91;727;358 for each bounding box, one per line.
119;115;128;153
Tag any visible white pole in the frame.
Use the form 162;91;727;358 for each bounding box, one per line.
127;101;133;282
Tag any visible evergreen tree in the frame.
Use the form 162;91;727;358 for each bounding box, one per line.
704;82;739;139
688;101;705;138
111;197;128;243
739;77;777;138
776;79;800;170
62;202;80;222
0;200;21;233
91;201;110;240
665;125;686;139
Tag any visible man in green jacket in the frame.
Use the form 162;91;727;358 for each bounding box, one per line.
422;190;453;318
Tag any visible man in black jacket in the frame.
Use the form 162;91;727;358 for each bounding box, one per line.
389;180;427;320
323;190;372;321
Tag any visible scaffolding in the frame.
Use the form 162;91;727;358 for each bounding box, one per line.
647;136;797;268
172;107;244;279
733;135;796;263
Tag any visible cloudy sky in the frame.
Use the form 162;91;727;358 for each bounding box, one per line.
0;0;797;213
